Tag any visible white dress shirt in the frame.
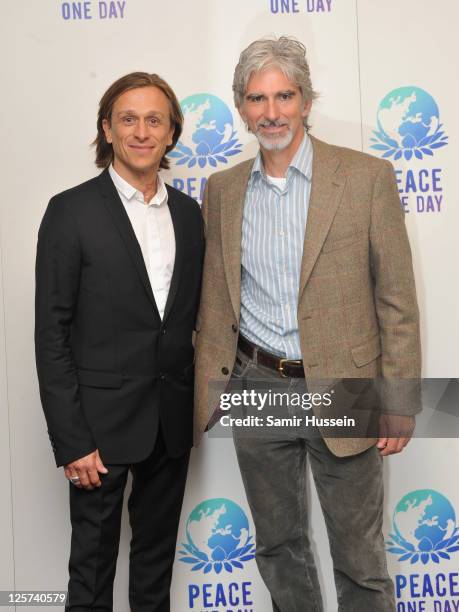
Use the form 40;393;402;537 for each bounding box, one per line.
109;165;175;319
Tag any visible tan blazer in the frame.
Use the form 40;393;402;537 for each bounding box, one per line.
194;136;421;457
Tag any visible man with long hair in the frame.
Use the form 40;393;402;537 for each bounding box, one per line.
35;72;203;611
194;37;421;611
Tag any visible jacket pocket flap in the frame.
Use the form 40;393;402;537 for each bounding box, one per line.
322;231;363;253
77;369;123;389
351;335;381;367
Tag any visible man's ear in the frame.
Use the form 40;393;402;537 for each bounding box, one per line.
102;118;112;144
302;99;312;120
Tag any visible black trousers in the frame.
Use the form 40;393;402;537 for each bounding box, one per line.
65;430;190;612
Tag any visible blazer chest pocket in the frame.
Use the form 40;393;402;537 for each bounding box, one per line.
322;231;364;253
77;369;123;389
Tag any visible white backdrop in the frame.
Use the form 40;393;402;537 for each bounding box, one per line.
1;1;458;610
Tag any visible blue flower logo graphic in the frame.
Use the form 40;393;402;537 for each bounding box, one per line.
169;94;243;169
178;498;256;574
371;87;448;161
386;489;459;565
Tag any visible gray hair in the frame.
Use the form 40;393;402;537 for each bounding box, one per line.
233;36;317;131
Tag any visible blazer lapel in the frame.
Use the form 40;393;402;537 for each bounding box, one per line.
97;169;161;318
220;160;253;322
162;188;184;323
298;137;347;302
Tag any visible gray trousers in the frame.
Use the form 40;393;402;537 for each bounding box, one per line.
231;346;395;612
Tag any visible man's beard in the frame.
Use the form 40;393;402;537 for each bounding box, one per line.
254;120;294;152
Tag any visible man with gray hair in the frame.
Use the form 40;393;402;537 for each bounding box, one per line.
194;36;421;610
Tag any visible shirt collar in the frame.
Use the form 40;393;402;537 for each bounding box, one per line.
109;164;168;207
249;130;313;185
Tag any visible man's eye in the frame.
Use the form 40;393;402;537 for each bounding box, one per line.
148;117;160;126
280;93;292;101
123;116;134;124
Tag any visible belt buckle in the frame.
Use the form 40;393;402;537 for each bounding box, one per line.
278;358;302;378
278;359;288;378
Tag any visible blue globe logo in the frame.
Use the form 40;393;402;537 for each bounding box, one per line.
178;498;256;574
371;87;448;161
386;489;459;565
169;94;243;169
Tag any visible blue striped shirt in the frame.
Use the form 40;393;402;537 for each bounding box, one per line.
240;132;313;359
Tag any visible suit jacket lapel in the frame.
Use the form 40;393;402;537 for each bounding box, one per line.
97;169;161;319
298;137;347;302
162;188;184;323
220;159;253;322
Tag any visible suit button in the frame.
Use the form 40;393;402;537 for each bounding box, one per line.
162;329;167;335
159;373;166;381
232;324;238;333
221;367;229;375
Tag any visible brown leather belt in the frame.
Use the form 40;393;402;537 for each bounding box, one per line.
238;335;305;378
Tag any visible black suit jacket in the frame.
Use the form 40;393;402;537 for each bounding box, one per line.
35;169;204;467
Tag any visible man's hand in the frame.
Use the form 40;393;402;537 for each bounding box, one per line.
64;449;108;490
377;414;416;456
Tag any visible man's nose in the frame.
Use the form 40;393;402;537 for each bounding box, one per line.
264;98;280;122
134;120;148;139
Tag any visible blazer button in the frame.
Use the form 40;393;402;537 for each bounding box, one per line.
159;373;166;381
221;367;229;375
162;329;167;335
232;324;238;333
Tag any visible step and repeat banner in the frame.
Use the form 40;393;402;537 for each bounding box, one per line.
1;1;458;610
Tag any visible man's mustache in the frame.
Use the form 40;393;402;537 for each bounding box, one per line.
256;120;290;129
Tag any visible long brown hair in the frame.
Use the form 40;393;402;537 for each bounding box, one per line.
93;72;183;170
